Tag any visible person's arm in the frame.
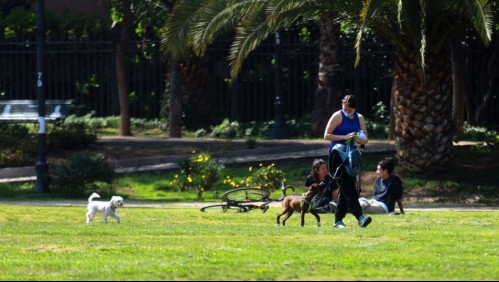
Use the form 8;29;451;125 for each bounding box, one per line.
397;198;405;214
355;114;369;145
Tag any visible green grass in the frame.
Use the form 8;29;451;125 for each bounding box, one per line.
0;205;497;280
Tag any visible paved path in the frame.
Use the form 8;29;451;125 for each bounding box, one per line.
0;137;397;183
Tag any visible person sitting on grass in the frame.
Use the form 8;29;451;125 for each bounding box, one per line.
359;157;405;215
304;159;338;214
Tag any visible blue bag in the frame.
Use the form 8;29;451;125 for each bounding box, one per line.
332;143;362;177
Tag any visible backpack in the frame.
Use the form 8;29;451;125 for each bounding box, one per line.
332;143;362;177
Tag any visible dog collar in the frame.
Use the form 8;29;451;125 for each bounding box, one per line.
300;196;312;211
301;197;311;205
110;205;116;212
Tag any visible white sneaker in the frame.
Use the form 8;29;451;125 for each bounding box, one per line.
334;221;346;228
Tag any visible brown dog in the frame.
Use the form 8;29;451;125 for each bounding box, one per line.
276;182;325;227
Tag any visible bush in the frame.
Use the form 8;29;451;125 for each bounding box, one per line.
50;152;116;197
366;101;389;139
47;117;98;150
202;115;313;140
170;152;224;198
463;123;498;148
0;124;36;167
224;163;286;192
209;119;242;139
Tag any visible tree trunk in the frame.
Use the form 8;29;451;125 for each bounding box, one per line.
451;39;467;140
311;11;344;136
169;58;182;138
475;37;499;125
388;78;396;141
115;0;133;136
393;48;453;174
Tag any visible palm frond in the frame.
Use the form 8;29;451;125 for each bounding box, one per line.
228;0;330;77
447;0;493;45
355;0;387;66
191;0;266;56
161;0;203;60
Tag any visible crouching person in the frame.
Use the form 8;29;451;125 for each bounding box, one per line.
305;159;338;213
359;157;405;215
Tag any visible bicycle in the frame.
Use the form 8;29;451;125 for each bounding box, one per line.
200;185;294;213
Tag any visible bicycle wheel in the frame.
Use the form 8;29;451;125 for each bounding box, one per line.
200;204;248;213
222;187;271;203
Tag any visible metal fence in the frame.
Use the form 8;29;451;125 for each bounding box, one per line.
1;36;497;128
0;38;165;119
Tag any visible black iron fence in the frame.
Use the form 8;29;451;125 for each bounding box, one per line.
1;36;497;128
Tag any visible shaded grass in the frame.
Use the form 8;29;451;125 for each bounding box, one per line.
0;205;497;280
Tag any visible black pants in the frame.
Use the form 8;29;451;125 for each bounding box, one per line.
328;149;363;222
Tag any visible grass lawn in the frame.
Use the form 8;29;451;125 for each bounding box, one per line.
0;205;497;280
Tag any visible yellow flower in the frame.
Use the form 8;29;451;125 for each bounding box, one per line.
187;176;193;183
248;166;253;172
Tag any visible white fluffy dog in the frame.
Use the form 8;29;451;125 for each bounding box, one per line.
86;192;124;224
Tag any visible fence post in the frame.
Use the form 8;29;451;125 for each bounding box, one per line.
35;0;50;193
271;32;289;139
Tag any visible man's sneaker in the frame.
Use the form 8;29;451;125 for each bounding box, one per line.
334;221;346;228
262;205;269;214
358;215;372;228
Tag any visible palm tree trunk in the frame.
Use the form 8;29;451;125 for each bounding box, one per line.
311;11;344;136
393;48;453;173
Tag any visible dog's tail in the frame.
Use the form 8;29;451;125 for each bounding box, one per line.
279;185;295;201
88;192;101;203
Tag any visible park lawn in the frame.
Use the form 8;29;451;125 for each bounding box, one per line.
0;205;497;280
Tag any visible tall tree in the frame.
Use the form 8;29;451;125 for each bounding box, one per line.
352;0;492;173
312;10;344;135
451;35;467;140
111;0;133;136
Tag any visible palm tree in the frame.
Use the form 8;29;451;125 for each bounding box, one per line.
163;0;493;174
351;0;493;173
